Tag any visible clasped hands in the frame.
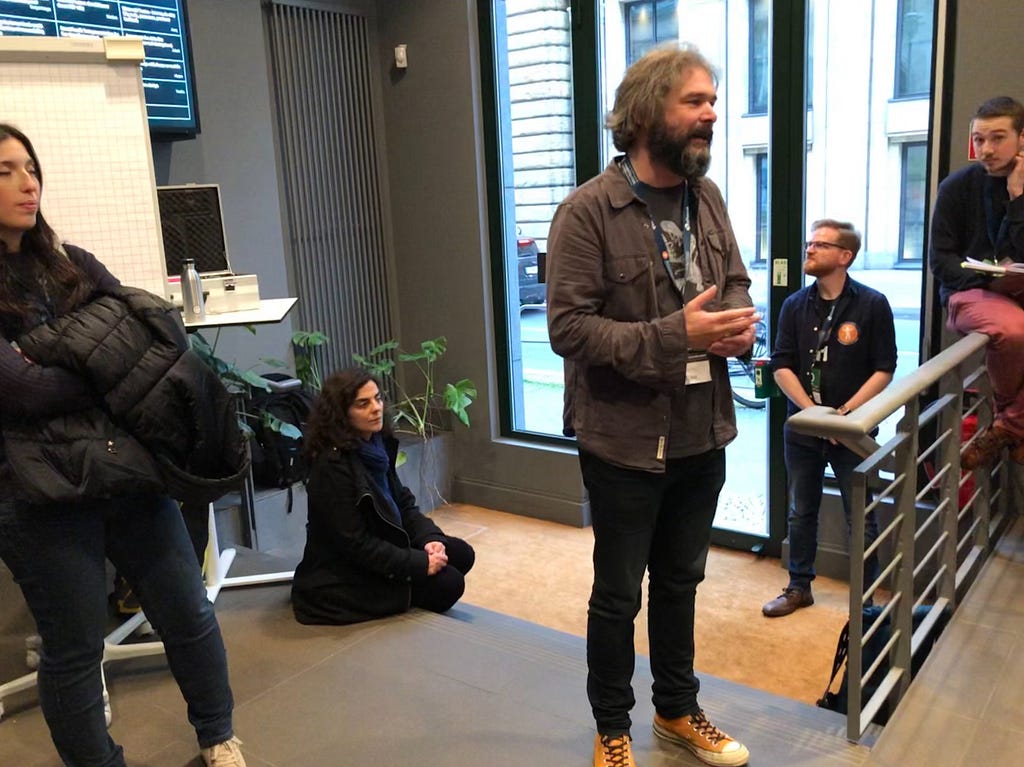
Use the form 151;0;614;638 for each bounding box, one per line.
425;540;448;575
685;285;760;357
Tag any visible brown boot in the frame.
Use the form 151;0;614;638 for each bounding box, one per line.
762;586;813;617
962;423;1018;470
594;733;636;767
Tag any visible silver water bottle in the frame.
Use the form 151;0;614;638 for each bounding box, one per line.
180;258;206;323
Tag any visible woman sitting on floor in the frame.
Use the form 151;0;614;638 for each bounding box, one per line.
291;368;475;625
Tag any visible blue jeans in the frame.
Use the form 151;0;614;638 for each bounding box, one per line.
579;448;724;736
784;428;880;591
0;493;234;767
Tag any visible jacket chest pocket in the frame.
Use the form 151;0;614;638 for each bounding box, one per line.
605;254;655;318
699;230;727;288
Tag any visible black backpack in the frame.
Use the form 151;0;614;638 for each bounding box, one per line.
247;374;314;490
818;603;950;724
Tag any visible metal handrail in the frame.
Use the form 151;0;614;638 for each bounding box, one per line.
786;331;1014;741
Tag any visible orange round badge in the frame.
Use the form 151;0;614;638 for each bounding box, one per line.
836;322;859;345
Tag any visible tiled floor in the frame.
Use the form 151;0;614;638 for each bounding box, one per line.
1;515;1020;766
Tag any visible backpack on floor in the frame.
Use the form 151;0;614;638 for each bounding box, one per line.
247;374;314;490
817;604;949;724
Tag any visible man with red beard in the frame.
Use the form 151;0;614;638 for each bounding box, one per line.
762;220;896;619
930;96;1024;469
547;46;756;767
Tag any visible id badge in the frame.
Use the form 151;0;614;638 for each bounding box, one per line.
686;357;712;385
810;365;822;404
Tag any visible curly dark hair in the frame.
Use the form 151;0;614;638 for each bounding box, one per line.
303;368;392;459
0;124;94;327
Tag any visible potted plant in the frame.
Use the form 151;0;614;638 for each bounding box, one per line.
353;336;476;508
190;328;329;440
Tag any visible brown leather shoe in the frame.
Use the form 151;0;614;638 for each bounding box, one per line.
762;587;813;618
594;733;636;767
962;424;1019;471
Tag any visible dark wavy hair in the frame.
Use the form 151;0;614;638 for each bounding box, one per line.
0;124;94;326
303;368;392;459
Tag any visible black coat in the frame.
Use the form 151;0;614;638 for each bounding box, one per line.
291;435;445;625
4;285;248;505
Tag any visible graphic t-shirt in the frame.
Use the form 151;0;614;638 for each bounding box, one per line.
636;181;703;303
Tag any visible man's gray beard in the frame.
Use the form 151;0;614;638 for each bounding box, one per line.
679;147;711;180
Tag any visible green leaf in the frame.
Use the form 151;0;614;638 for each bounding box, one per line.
261;411;302;440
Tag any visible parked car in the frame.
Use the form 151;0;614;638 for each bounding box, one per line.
517;236;546;306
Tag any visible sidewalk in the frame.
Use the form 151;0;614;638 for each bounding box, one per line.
748;266;925;317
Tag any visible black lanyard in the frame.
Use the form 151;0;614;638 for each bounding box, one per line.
618;157;691;288
815;299;840;354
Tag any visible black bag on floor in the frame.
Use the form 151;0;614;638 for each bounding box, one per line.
817;604;950;724
247;373;314;490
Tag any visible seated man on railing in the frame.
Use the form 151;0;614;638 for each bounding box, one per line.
762;220;897;618
930;96;1024;470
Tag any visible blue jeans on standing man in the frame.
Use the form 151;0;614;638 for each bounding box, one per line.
0;493;235;767
579;447;725;737
784;427;880;591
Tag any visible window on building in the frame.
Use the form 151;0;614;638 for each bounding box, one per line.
899;142;927;262
895;0;933;98
748;0;769;114
625;0;678;65
755;152;768;263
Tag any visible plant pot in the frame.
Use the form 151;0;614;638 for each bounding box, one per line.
395;432;452;512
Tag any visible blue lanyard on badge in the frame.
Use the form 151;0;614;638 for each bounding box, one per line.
619;157;691;286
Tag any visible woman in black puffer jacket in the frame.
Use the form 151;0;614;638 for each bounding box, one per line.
0;124;246;767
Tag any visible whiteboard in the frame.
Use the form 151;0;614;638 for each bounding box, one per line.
0;37;166;295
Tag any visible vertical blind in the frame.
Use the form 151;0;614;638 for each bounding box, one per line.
266;1;393;377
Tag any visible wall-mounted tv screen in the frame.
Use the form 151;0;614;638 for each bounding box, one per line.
0;0;200;139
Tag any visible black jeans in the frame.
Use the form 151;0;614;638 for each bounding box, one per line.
411;536;475;614
784;429;880;591
579;447;725;736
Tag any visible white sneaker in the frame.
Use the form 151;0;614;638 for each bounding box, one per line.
201;736;246;767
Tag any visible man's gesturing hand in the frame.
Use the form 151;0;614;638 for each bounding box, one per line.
684;286;759;350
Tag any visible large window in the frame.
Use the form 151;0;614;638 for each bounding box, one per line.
482;0;936;547
755;152;768;263
625;0;678;65
895;0;933;98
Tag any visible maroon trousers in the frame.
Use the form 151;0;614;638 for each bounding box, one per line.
947;285;1024;437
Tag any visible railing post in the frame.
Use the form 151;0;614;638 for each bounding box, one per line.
891;400;918;705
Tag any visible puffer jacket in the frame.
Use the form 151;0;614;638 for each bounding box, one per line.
4;285;248;505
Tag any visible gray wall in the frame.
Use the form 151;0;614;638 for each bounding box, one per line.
946;0;1024;176
155;0;586;525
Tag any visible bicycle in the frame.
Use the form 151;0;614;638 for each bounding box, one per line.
728;318;768;409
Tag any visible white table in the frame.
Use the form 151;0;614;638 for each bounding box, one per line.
188;297;300;594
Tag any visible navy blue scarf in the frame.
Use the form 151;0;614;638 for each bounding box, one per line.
355;433;402;524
